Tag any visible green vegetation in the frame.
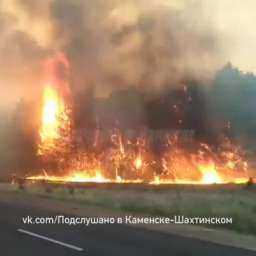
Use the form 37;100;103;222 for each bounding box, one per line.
8;183;256;236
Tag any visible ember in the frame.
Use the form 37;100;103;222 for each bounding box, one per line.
26;55;251;186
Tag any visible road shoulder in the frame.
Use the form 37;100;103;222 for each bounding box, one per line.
0;189;255;252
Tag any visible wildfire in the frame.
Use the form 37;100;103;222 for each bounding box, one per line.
27;169;110;183
42;87;60;128
27;54;252;186
31;103;251;185
29;128;250;185
39;87;62;147
38;53;72;159
38;86;70;157
199;164;222;184
134;156;143;170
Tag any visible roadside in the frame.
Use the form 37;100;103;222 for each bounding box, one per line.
6;182;256;233
0;182;255;252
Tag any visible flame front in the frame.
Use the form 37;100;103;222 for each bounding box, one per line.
28;169;109;183
30;123;250;185
28;54;252;186
199;163;221;184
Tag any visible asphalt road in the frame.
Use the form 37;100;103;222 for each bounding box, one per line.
0;200;255;256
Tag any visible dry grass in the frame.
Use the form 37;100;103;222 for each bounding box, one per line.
7;182;256;235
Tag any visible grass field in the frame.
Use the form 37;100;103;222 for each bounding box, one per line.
7;181;256;235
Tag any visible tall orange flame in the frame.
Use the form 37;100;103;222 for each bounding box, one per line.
38;86;67;156
28;54;251;185
37;53;72;159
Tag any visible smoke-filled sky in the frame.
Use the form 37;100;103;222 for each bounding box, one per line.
0;0;255;106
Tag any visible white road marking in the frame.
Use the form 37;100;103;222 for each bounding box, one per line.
17;228;84;252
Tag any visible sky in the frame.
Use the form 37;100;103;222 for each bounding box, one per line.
202;0;256;73
0;0;255;107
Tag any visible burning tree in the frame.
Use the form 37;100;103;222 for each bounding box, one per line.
37;53;74;172
27;54;252;185
38;86;73;164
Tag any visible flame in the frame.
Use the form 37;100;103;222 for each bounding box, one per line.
37;53;72;159
31;124;251;185
28;143;250;185
134;156;143;170
27;170;144;184
199;163;221;184
38;86;69;156
27;170;109;183
27;62;252;185
42;87;59;127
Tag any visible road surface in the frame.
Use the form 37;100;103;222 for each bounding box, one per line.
0;200;255;256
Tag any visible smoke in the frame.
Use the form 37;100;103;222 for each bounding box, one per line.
0;0;254;104
0;0;51;106
49;0;222;94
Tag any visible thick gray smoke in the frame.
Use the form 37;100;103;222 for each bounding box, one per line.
50;0;222;95
0;0;225;103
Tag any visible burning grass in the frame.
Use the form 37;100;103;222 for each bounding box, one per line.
28;87;251;184
28;131;251;186
24;56;253;186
